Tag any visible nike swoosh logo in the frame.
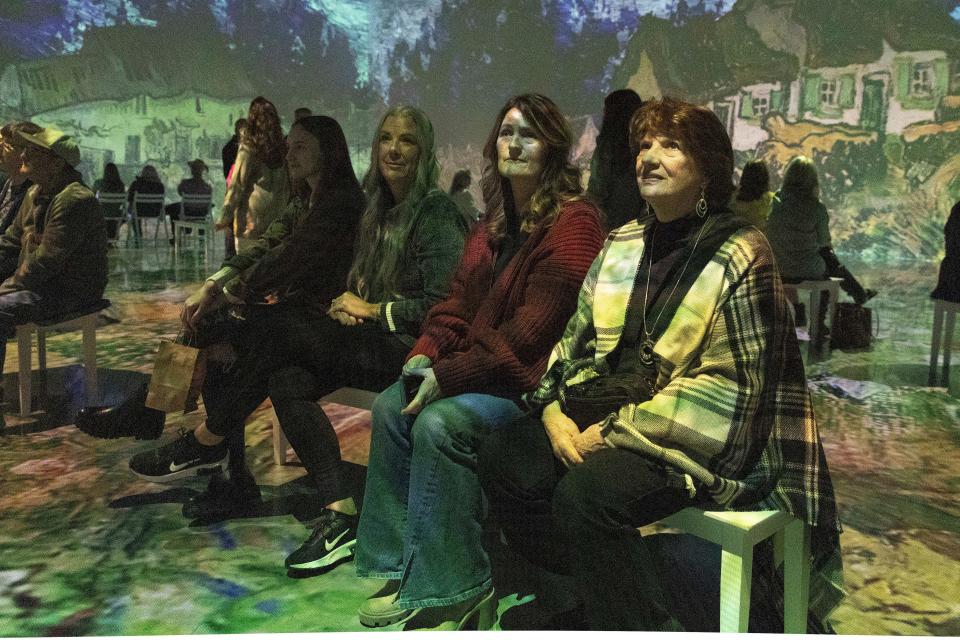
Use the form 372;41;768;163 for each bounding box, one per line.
324;528;349;552
169;459;201;472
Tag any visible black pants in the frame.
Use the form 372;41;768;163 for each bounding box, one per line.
478;415;706;631
204;309;409;505
784;247;869;304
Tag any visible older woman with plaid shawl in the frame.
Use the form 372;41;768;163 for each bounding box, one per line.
479;97;843;632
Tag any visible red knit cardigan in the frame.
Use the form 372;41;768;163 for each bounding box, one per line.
410;199;605;399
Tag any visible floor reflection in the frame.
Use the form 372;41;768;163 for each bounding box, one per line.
0;247;957;635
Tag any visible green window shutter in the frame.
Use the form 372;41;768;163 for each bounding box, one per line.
839;74;856;108
803;74;821;112
934;58;950;95
770;88;784;112
895;59;911;100
740;92;754;118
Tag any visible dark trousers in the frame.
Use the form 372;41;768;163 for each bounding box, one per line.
203;309;409;505
266;317;409;504
784;248;869;304
478;415;706;631
0;289;91;379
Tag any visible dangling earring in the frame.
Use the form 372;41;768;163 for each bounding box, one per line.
696;188;708;218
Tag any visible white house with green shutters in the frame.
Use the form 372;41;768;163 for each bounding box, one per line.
710;40;954;151
710;80;793;151
797;40;951;134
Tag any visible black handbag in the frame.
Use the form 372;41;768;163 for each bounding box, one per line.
830;303;877;350
559;370;657;428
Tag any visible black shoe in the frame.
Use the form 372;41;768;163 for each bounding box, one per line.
129;428;228;483
75;384;165;440
182;469;261;521
860;288;878;305
285;508;358;571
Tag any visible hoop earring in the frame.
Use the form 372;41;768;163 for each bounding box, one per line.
696;189;708;218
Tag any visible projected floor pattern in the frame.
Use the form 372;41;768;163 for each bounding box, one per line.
0;247;957;636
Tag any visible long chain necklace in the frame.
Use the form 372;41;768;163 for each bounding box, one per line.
639;219;710;366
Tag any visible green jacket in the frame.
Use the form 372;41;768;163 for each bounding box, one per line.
372;190;468;341
0;170;108;301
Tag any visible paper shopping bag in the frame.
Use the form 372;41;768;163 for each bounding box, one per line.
145;339;207;413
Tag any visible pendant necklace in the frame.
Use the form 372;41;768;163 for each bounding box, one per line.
640;218;709;366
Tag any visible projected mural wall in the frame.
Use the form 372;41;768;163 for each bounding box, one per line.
1;0;958;262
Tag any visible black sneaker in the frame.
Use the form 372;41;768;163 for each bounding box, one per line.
129;428;228;483
182;469;261;521
285;509;358;571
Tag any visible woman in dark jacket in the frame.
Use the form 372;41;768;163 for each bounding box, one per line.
932;201;960;303
93;162;125;240
124;116;365;497
587;89;643;231
127;164;165;244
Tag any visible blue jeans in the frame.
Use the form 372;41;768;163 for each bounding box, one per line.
355;380;524;608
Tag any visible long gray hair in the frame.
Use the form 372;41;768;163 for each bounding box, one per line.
347;105;441;299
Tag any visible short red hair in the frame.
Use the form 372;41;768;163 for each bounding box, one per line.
629;97;735;209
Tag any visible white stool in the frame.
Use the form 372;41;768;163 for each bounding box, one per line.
929;298;959;386
271;387;378;465
14;300;110;417
782;278;841;358
172;194;215;262
658;508;811;633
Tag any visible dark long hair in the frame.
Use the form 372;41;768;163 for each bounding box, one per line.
289;116;362;202
100;162;124;192
241;96;286;170
347;105;441;299
595;89;643;178
481;93;583;244
449;169;471;195
736;159;770;202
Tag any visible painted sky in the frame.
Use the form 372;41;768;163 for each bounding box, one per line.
2;0;737;88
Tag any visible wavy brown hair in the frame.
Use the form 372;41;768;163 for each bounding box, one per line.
347;105;441;300
629;96;735;211
481;94;583;244
241;96;286;170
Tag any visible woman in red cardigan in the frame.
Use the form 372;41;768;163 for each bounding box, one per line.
353;94;605;631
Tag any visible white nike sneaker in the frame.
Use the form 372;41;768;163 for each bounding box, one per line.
285;508;358;571
128;427;228;483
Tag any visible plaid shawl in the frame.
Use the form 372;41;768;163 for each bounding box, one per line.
527;214;844;624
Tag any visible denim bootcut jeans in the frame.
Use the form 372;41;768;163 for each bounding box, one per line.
355;379;524;609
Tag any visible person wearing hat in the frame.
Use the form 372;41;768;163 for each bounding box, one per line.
165;158;213;243
0;127;108;390
0;121;41;236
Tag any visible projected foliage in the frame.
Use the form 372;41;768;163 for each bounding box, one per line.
1;0;959;262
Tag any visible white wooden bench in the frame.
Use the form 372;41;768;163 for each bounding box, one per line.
929;298;959;386
658;508;810;633
270;387;378;465
782;277;841;359
15;299;111;416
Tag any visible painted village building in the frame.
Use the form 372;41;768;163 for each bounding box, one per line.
0;25;253;202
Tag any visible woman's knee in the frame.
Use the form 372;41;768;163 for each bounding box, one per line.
409;402;453;447
552;462;608;537
268;367;318;403
370;381;407;435
478;419;542;494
